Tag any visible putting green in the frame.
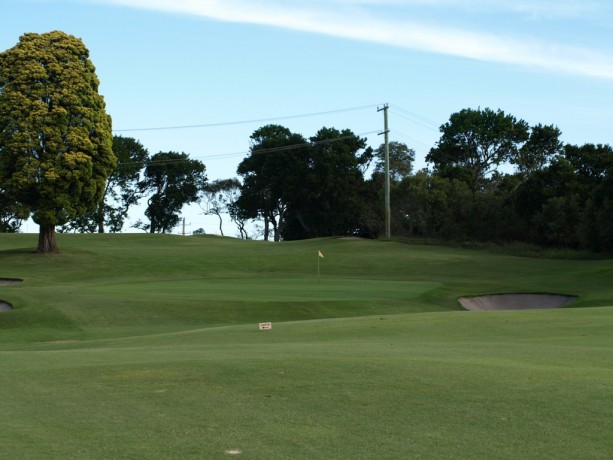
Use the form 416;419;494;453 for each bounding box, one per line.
92;278;441;302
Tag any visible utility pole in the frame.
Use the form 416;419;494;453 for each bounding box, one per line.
378;104;391;238
182;217;186;236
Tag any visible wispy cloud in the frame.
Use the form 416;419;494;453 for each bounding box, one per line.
99;0;613;79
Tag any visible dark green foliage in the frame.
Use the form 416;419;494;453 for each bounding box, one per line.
395;172;473;239
374;141;414;181
516;124;563;175
236;125;372;241
583;174;613;251
140;151;206;233
0;187;28;232
236;125;308;241
514;143;613;251
282;127;372;240
61;135;149;233
410;107;612;252
234;113;610;252
427;108;529;193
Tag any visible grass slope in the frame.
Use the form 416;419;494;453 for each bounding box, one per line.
1;234;612;459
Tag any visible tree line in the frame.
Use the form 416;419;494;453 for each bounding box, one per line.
1;32;611;252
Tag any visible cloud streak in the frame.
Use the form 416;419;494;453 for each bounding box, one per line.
101;0;613;79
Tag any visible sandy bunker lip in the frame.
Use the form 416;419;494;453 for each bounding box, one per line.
0;278;23;311
459;293;577;311
0;278;23;286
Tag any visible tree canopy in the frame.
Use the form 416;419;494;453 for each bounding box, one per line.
235;124;372;241
61;135;149;233
199;177;241;237
374;141;415;182
282;127;372;239
139;151;206;233
236;125;309;241
427;108;529;193
0;31;115;252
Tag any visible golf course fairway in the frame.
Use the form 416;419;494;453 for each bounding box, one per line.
1;234;612;459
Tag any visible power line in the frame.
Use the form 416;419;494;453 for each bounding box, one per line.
115;129;381;170
113;104;383;132
109;100;456;169
389;129;432;152
389;104;440;131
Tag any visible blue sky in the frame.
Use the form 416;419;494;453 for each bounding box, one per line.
3;0;613;235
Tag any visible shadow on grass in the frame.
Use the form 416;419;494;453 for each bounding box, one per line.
0;248;38;255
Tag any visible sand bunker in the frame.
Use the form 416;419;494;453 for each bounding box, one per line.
459;294;577;311
0;279;22;311
0;278;23;286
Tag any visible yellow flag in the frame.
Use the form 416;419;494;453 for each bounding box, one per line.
318;250;324;258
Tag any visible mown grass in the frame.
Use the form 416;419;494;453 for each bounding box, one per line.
1;233;612;459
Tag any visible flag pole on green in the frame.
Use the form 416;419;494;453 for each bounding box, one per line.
317;250;324;281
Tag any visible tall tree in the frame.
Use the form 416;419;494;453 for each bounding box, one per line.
513;143;613;250
199;177;241;237
139;151;206;233
282;127;373;239
427;108;529;193
373;141;415;182
515;124;563;176
236;125;309;241
61;135;149;233
227;200;250;240
0;31;115;252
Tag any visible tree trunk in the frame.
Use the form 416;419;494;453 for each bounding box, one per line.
263;217;270;241
38;224;59;253
216;212;224;236
97;203;105;233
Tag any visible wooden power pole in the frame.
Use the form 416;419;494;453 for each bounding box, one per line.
378;104;391;238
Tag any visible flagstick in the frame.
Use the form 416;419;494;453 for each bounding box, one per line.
317;253;320;283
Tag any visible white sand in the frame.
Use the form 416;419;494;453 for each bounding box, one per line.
0;278;22;286
459;294;576;311
0;279;22;311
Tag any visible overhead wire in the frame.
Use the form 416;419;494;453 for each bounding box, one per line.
110;102;461;171
389;104;440;131
389;129;432;152
113;104;383;132
115;129;381;170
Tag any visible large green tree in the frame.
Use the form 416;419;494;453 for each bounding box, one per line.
512;143;613;250
427;108;529;193
515;124;563;176
282;127;373;240
0;31;115;252
373;141;415;182
361;141;415;238
139;151;206;233
236;125;309;241
236;125;372;241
